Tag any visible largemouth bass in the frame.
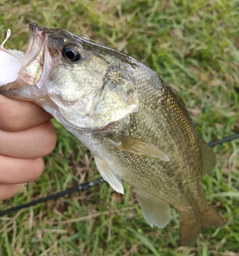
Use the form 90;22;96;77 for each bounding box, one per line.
0;23;224;245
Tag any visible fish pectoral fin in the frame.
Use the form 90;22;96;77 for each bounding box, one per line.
94;156;124;194
136;190;171;228
201;141;217;175
118;137;170;161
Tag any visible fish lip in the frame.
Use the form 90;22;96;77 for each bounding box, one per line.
29;22;48;35
5;22;46;91
4;23;50;91
28;22;49;43
22;23;47;84
5;22;63;92
25;23;63;88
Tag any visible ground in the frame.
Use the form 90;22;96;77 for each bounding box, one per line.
0;0;239;255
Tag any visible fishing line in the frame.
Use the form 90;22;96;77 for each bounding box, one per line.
0;133;239;217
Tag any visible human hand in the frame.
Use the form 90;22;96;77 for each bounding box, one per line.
0;95;57;200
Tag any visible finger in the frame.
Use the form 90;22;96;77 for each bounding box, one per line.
0;121;57;158
0;184;22;200
0;94;52;132
0;156;44;184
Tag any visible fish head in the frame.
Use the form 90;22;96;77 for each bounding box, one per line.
1;23;138;131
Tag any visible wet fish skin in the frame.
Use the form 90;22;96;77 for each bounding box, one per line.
1;23;225;245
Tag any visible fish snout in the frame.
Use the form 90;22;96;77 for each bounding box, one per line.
29;22;48;41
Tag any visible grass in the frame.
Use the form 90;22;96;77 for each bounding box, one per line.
0;0;239;255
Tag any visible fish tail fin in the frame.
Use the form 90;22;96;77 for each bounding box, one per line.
179;204;225;246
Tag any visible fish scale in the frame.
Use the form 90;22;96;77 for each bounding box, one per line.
84;80;207;212
1;22;224;246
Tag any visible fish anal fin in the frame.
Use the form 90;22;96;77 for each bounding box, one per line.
94;156;124;194
179;203;225;246
118;137;170;162
201;141;217;175
135;190;171;228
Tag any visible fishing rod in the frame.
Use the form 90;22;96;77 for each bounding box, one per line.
208;133;239;147
0;178;105;216
0;133;239;217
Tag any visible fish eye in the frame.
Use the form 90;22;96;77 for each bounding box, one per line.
62;46;81;61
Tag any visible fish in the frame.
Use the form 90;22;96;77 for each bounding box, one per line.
0;23;225;246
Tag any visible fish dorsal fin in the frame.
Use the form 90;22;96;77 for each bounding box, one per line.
201;141;217;175
94;156;124;194
118;137;170;161
135;190;171;228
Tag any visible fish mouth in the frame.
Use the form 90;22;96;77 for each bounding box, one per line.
17;23;50;88
23;23;46;84
3;23;56;91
